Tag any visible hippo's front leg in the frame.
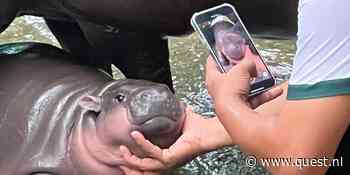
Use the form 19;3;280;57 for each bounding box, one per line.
44;18;113;75
75;21;174;91
0;0;19;32
110;32;174;92
45;18;174;91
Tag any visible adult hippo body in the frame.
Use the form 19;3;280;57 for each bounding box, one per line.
0;42;185;175
0;0;298;90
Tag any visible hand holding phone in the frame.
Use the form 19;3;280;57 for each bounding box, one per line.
191;4;275;96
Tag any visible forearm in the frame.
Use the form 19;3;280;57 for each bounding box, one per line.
215;100;277;154
214;88;350;175
215;101;298;174
199;109;275;154
213;82;302;174
215;82;288;151
200;117;233;151
203;82;288;153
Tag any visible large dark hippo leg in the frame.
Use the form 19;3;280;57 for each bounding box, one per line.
44;18;113;74
46;19;174;91
78;22;174;92
0;0;18;33
107;33;173;92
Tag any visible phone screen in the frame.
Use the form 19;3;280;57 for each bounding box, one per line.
193;5;274;85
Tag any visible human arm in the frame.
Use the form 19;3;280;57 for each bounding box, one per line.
206;57;350;174
207;0;350;173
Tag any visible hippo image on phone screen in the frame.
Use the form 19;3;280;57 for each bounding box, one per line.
0;43;185;175
211;15;270;82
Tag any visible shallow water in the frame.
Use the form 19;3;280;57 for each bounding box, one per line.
0;16;296;175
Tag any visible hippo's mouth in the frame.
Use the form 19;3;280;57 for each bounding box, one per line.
130;102;186;137
139;115;178;134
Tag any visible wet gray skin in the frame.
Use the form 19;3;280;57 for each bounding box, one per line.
0;43;185;175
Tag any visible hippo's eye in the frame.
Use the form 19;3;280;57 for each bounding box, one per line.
114;93;126;103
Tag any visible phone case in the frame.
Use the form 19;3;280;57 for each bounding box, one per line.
191;3;276;96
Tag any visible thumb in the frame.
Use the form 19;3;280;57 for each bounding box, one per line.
120;166;141;175
229;56;257;78
249;86;283;109
206;56;223;76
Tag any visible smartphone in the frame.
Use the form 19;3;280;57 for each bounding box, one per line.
191;3;276;96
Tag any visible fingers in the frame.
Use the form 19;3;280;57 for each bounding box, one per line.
232;56;257;78
120;131;167;170
185;107;195;116
186;106;193;112
205;57;221;94
249;86;283;109
185;107;205;125
120;166;143;175
120;166;160;175
131;131;163;160
206;56;222;77
206;54;258;80
120;145;165;171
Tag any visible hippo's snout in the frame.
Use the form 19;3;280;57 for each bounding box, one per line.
212;19;247;67
90;80;185;150
219;32;246;61
128;85;184;135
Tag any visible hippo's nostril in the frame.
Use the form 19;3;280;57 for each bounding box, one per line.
138;88;169;102
141;93;152;100
128;84;181;125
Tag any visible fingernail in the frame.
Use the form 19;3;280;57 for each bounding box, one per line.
120;145;126;152
119;166;127;171
131;131;139;138
186;106;193;112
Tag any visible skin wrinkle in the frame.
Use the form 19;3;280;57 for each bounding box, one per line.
53;87;90;165
74;92;179;173
82;118;124;166
72;81;185;174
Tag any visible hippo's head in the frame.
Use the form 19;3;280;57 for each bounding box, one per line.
212;16;247;69
78;79;185;158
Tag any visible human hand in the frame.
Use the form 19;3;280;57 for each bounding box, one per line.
119;107;232;172
243;45;267;74
205;55;282;109
120;166;160;175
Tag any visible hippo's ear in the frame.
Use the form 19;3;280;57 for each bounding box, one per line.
78;95;102;112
